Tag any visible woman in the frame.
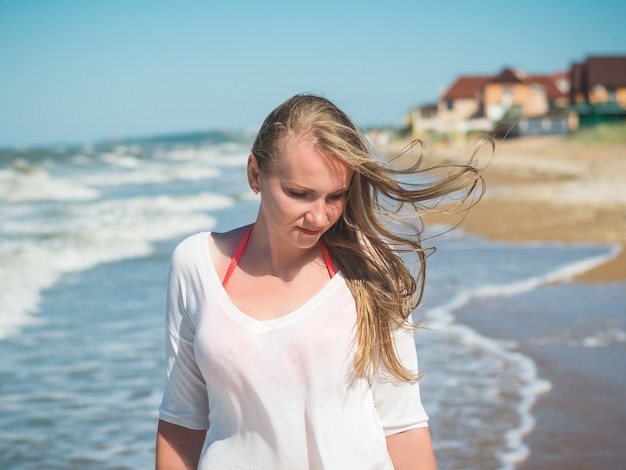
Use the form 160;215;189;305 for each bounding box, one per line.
156;94;484;469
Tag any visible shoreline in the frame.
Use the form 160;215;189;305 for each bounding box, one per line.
462;135;625;284
451;281;626;470
380;134;626;283
378;134;626;468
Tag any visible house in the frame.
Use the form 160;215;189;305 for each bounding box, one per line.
411;76;492;136
411;68;569;137
551;71;571;95
438;75;490;121
569;55;626;125
483;68;569;121
527;74;570;110
570;56;626;107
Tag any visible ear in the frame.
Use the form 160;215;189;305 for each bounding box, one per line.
247;153;261;192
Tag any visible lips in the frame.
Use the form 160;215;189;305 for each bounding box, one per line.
299;227;320;236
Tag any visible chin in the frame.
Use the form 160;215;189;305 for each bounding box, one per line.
294;231;322;247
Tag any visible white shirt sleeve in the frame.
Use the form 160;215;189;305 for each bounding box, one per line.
371;327;429;435
158;236;210;430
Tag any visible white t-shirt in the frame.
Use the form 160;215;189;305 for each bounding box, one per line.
159;232;429;469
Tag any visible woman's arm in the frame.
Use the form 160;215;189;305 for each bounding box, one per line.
156;420;207;470
386;427;436;470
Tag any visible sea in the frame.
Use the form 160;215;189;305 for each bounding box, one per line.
0;131;619;469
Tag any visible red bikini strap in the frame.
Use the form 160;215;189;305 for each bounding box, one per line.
222;226;253;288
320;240;336;278
222;227;336;287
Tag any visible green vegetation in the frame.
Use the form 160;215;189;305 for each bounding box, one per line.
363;125;412;142
566;121;626;145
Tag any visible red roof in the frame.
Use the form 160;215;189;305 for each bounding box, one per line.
442;76;490;100
443;68;571;103
488;68;524;84
526;75;568;99
550;71;570;80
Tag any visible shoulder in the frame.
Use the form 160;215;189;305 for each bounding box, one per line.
166;233;209;281
171;232;207;263
207;225;253;279
209;225;251;255
169;226;252;278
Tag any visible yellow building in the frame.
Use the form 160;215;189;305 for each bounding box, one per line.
483;69;568;121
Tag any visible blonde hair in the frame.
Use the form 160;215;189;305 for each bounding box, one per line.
252;94;488;382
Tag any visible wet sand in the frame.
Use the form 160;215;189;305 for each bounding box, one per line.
436;135;626;283
380;134;626;468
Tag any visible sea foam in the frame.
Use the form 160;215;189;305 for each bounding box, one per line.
0;191;234;340
422;240;617;469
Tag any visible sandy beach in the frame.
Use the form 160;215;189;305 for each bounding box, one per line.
380;132;626;468
432;135;626;283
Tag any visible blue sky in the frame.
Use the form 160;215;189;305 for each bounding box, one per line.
1;0;624;147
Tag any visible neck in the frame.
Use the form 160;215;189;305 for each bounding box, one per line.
246;221;322;281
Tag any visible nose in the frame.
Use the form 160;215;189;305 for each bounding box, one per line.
305;199;327;227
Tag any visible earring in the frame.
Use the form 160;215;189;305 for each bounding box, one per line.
253;187;259;194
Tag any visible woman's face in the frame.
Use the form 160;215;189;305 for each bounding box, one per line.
250;134;352;250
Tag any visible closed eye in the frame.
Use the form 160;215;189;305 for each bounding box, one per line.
287;189;307;198
286;187;348;201
328;191;348;201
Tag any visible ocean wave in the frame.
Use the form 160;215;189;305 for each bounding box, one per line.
0;192;233;340
0;165;100;202
423;242;618;469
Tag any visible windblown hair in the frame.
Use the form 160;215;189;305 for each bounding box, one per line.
252;93;489;382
